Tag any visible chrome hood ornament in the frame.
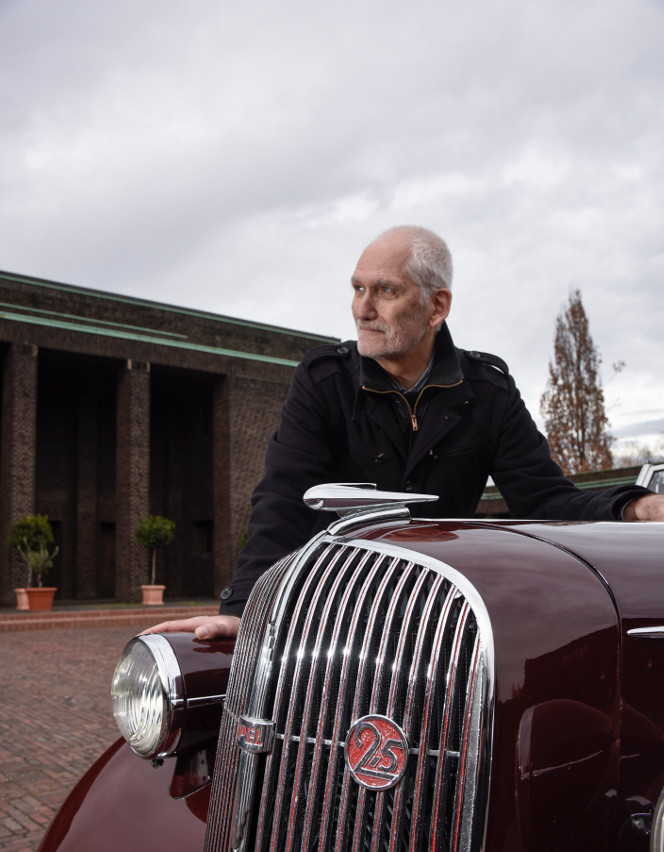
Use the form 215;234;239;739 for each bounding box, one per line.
303;483;438;516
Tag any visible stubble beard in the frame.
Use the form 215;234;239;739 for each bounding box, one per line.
356;317;427;361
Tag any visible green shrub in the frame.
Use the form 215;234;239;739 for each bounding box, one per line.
7;515;59;587
135;515;175;584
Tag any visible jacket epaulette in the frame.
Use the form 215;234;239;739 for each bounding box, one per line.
302;342;355;368
464;350;510;376
302;342;355;382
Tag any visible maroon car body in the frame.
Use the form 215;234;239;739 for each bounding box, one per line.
38;486;664;852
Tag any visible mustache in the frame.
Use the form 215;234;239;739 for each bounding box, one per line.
356;321;388;333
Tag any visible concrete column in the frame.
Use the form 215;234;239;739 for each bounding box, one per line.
0;343;38;605
115;359;150;602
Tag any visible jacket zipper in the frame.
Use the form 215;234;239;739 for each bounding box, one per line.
362;381;462;433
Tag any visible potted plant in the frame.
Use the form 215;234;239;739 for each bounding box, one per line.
7;514;59;611
135;515;175;605
14;587;29;611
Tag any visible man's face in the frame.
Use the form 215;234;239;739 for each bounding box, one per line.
351;234;434;361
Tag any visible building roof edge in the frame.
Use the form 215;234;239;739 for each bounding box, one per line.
0;269;338;344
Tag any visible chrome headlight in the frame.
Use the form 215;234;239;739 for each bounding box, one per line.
111;634;183;759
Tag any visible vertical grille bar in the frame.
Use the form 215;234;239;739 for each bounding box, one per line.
430;601;477;851
412;589;463;850
451;633;485;852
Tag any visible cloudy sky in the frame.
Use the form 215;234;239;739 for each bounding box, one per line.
1;0;663;456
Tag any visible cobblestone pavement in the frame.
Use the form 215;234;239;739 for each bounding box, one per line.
0;625;143;852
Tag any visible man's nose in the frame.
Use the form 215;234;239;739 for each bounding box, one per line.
355;290;378;319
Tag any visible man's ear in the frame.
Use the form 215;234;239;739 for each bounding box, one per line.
429;288;452;328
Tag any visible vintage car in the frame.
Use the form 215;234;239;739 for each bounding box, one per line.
38;474;664;852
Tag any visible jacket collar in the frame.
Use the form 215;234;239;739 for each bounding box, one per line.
358;322;464;391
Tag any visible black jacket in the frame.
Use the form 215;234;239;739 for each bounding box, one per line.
219;324;648;615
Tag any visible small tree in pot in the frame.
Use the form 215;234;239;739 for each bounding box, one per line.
7;514;60;610
135;515;175;605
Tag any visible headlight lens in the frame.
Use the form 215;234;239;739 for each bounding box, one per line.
111;635;183;758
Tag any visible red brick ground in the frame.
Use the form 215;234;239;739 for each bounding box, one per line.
0;607;216;851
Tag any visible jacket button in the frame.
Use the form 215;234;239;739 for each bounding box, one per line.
337;346;349;355
220;587;233;600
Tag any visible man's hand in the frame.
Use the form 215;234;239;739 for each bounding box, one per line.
623;494;664;521
139;614;241;640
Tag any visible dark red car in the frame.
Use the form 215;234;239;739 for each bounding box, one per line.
38;477;664;852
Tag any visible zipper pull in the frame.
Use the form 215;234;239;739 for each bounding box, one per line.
410;413;419;431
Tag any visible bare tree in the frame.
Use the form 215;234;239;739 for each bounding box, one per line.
614;437;664;468
540;289;613;474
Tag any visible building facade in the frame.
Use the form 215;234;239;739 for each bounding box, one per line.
0;271;336;606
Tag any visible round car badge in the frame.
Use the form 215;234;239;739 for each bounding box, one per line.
344;714;409;790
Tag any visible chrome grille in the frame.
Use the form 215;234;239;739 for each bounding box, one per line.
205;534;493;852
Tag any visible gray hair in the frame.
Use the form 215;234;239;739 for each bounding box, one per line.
380;225;454;301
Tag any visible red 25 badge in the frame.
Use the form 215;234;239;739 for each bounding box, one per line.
344;715;409;790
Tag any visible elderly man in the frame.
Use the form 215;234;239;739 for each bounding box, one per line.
148;225;664;640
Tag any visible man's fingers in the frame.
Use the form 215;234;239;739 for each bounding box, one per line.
139;615;211;635
194;616;241;639
139;615;240;638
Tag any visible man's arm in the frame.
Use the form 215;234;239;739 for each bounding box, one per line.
490;374;654;520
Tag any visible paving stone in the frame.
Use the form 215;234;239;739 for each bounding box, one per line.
0;624;149;850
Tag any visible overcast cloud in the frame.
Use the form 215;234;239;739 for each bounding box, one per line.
1;0;663;455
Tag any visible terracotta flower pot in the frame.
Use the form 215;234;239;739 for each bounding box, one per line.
26;587;57;612
15;588;30;611
141;584;166;605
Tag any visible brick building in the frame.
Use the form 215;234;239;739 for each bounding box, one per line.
0;270;336;607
